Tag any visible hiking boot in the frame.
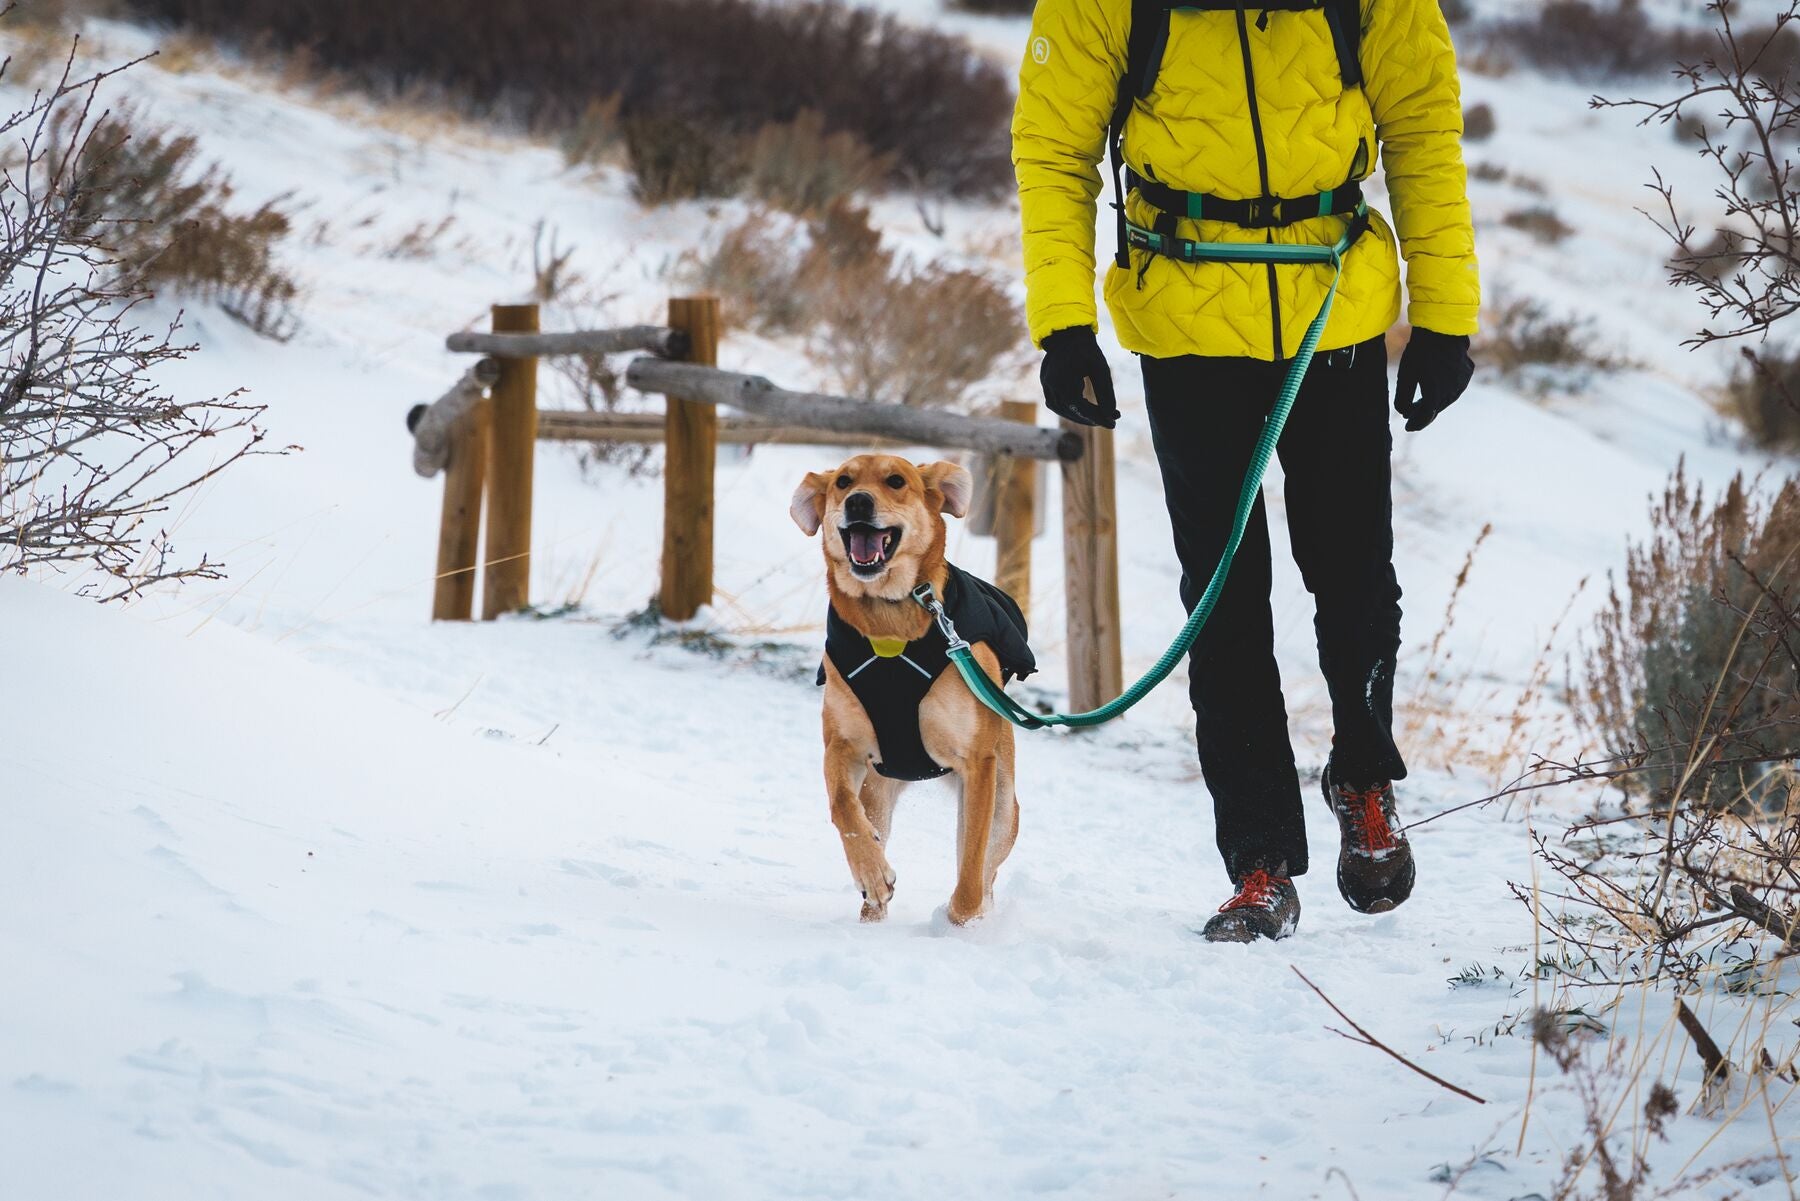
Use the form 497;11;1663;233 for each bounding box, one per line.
1322;763;1416;914
1201;864;1300;943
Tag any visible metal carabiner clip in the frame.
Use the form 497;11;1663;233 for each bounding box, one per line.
909;582;970;652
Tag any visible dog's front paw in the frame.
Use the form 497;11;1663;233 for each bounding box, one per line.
853;859;897;922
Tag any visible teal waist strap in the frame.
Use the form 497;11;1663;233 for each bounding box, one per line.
1127;201;1369;265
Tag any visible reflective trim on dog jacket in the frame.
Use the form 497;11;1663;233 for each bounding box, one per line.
817;564;1036;781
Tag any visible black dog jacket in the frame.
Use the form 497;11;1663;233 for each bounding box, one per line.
818;563;1036;781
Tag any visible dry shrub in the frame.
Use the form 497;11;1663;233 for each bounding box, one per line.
559;95;624;169
1500;205;1574;244
623;114;746;205
1469;161;1547;193
115;0;1013;196
4;45;269;597
743;110;893;216
689;210;811;333
1573;463;1800;809
1484;0;1799;82
1477;296;1626;394
1463;102;1496;142
945;0;1033;12
1725;346;1800;451
4;0;112;29
688;202;1023;409
815;257;1023;409
65;107;298;338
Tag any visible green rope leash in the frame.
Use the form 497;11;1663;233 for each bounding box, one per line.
912;218;1360;731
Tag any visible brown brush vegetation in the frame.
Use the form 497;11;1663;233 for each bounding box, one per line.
62;107;298;338
1475;296;1627;394
1462;102;1496;142
1500;205;1575;245
1725;347;1800;451
688;202;1024;409
114;0;1013;196
1485;0;1800;82
1573;463;1800;811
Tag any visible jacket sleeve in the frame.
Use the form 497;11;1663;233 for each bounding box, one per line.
1362;0;1480;337
1012;0;1129;348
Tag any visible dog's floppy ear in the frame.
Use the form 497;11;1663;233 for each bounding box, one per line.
918;460;973;519
790;471;830;536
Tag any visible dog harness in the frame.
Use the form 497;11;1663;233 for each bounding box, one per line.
818;564;1036;781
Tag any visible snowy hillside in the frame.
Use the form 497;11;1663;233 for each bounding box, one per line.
4;4;1796;1199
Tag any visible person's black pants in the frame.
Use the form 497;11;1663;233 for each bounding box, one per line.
1142;334;1406;883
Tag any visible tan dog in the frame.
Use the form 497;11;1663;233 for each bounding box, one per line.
790;454;1020;925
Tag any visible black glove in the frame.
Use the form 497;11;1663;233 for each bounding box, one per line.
1039;326;1120;429
1394;328;1474;432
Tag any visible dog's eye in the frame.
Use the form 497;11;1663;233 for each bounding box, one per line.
835;474;852;490
885;474;905;490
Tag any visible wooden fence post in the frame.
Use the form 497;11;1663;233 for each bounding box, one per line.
659;297;720;622
481;303;539;620
1060;419;1122;713
993;399;1037;622
432;396;489;621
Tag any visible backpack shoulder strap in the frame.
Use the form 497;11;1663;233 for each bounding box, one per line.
1109;0;1171;268
1324;0;1364;89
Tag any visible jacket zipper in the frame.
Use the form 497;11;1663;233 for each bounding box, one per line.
1233;2;1285;361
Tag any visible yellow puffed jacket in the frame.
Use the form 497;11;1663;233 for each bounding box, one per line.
1013;0;1479;359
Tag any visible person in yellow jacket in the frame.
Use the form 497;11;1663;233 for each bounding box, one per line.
1014;0;1479;941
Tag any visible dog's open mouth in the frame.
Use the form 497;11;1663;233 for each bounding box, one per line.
839;522;902;577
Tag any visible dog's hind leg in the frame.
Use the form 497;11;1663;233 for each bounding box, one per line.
949;750;998;925
985;733;1019;908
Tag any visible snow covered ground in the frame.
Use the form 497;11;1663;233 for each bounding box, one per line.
4;6;1796;1199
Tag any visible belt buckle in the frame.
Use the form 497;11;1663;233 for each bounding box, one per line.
1244;196;1276;229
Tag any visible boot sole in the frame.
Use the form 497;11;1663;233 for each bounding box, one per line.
1336;856;1415;914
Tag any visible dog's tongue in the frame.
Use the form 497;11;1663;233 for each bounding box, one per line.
849;528;884;564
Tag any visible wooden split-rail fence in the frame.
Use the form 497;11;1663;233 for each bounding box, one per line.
407;297;1124;711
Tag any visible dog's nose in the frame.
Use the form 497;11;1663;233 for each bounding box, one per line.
844;491;875;522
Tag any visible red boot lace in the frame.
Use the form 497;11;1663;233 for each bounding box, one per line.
1219;868;1288;913
1343;785;1397;853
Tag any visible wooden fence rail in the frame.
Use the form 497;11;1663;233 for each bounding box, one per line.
537;410;905;448
626;358;1082;463
409;297;1122;714
446;326;688;359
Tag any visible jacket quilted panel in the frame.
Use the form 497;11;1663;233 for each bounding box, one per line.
1014;0;1479;360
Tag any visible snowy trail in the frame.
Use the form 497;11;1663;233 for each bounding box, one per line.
5;9;1796;1200
9;579;1549;1201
